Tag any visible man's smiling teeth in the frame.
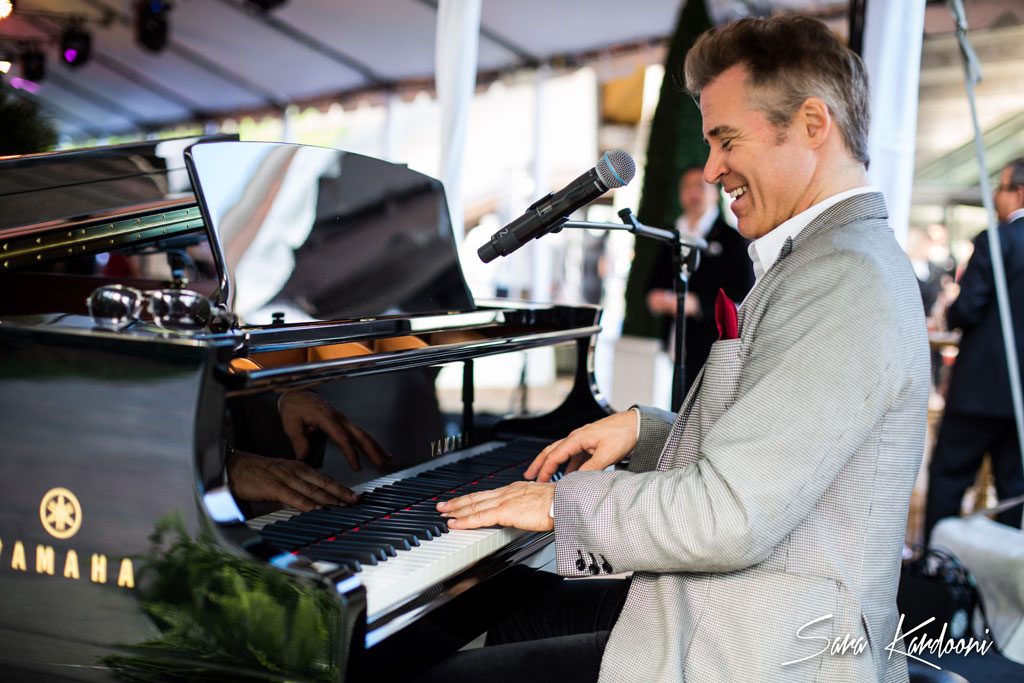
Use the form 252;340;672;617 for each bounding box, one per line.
729;186;749;199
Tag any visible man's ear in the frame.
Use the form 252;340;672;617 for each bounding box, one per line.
800;97;832;149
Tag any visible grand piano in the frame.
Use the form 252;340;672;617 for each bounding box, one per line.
0;137;612;681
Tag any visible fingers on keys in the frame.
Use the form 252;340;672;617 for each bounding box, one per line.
525;437;583;482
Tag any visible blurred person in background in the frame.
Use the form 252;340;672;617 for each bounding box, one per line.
926;222;957;281
907;227;945;320
925;158;1024;541
644;165;754;391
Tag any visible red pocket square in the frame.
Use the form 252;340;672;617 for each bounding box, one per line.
715;288;739;340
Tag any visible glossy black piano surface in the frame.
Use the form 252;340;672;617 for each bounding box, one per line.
0;139;611;681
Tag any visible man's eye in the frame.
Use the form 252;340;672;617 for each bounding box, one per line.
721;139;733;151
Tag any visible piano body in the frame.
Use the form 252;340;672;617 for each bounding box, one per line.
0;138;612;681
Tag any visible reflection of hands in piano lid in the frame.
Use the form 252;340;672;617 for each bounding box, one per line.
227;451;358;512
438;481;555;532
277;389;391;469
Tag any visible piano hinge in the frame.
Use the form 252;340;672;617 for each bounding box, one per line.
1;206;205;271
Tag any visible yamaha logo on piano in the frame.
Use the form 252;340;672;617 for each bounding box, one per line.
430;433;467;458
0;487;135;589
40;487;82;539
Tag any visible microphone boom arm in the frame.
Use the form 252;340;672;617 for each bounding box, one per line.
559;208;705;411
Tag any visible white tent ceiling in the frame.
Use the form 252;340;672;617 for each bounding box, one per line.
0;0;848;139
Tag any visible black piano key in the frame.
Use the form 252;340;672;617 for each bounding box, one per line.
269;519;334;534
383;516;447;536
347;526;419;546
302;546;380;566
411;473;475;483
303;508;377;525
259;526;323;545
316;538;398;558
385;482;452;496
362;486;423;499
348;501;403;515
311;507;390;522
360;493;422;507
278;517;355;535
385;511;448;528
360;521;436;541
338;533;413;551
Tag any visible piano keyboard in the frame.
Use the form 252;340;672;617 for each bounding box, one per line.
249;439;553;619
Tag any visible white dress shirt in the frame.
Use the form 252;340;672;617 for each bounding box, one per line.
748;186;877;283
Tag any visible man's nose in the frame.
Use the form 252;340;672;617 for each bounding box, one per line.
704;150;726;185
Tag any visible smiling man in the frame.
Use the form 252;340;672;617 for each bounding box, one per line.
428;15;930;683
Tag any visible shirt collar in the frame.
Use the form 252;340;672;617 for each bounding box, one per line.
1007;208;1024;224
748;186;876;281
676;205;719;238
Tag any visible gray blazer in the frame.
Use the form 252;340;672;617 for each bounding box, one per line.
553;193;930;682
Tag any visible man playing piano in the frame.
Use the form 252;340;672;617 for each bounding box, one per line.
434;15;929;683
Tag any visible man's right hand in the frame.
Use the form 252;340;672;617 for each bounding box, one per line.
227;451;358;512
524;410;639;483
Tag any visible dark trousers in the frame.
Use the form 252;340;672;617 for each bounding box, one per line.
415;576;631;683
925;411;1024;542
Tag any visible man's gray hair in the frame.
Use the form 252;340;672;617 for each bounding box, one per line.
685;15;871;168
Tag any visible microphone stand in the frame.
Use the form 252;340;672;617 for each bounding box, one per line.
558;208;705;412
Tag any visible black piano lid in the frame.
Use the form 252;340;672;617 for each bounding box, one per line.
184;140;476;327
0;134;237;231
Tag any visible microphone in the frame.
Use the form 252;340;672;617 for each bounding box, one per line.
478;150;636;263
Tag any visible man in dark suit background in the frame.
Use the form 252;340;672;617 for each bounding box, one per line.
644;166;754;391
925;157;1024;540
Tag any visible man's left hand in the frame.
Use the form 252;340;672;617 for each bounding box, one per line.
437;481;555;532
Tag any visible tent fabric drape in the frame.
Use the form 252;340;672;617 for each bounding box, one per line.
435;0;482;244
862;0;926;246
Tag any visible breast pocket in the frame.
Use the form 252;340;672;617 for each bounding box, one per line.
697;337;744;435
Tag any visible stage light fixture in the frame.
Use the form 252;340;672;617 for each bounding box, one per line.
0;1;14;23
247;0;287;11
61;24;92;68
0;59;11;74
20;45;45;82
134;0;171;53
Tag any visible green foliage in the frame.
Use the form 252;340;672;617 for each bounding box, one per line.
621;0;714;338
0;90;59;155
102;513;343;682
